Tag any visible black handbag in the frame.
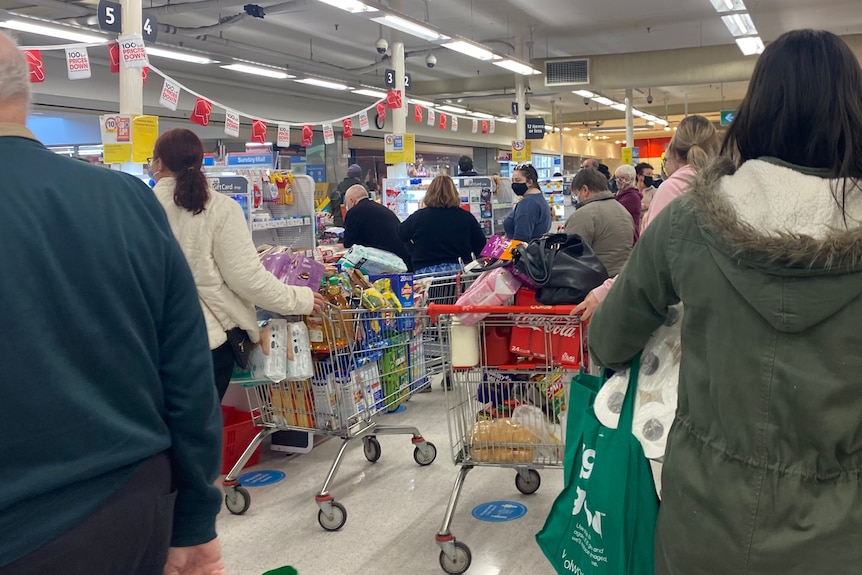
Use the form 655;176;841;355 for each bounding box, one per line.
225;326;254;369
512;233;609;305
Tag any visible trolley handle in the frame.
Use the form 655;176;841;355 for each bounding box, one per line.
428;303;580;320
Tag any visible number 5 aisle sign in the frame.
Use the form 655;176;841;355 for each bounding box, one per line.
98;0;158;42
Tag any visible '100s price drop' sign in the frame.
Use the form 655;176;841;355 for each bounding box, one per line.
118;34;148;69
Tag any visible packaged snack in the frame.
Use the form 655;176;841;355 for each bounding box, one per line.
470;418;537;462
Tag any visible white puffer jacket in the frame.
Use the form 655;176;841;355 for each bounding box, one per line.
154;177;315;349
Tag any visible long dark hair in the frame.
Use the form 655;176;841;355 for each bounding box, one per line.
514;163;541;190
153;128;209;215
722;29;862;218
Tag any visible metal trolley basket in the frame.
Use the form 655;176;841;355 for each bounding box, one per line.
222;304;438;531
428;303;586;574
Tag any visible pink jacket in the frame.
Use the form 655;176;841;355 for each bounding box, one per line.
592;164;698;302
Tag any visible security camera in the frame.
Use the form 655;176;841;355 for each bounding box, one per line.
376;38;389;55
425;53;437;69
647;94;654;104
586;135;591;141
583;97;590;106
524;101;531;111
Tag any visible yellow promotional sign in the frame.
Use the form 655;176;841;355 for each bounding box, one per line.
512;140;531;163
621;147;634;165
384;133;416;164
132;115;159;163
100;113;133;163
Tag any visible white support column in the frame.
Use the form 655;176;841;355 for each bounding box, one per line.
625;87;634;152
388;39;408;179
515;37;526;142
119;0;143;115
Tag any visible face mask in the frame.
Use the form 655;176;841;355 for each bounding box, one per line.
643;176;654;187
512;182;529;196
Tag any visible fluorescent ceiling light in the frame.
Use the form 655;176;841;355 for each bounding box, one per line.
221;63;293;79
709;0;746;12
468;111;495;119
317;0;376;13
656;118;670;126
147;46;214;64
632;109;648;118
496;117;517;123
0;19;108;44
410;98;436;107
573;90;595;98
372;15;448;42
721;13;757;37
610;103;627;111
736;36;765;55
493;59;541;76
443;41;498;61
563;127;572;132
437;104;468;114
592;96;614;106
295;77;349;90
352;88;389;98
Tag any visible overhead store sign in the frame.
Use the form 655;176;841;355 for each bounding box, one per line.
512;140;531;163
226;153;273;167
720;110;736;126
525;117;545;140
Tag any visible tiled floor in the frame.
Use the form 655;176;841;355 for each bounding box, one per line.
217;385;562;575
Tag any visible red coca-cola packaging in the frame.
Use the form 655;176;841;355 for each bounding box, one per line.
509;288;582;366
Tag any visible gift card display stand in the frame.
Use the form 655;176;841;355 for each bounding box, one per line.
206;170;317;255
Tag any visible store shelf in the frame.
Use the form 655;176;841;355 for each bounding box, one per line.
493;202;514;209
252;216;312;231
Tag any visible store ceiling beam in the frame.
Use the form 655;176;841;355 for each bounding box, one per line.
559;100;743;124
146;0;265;16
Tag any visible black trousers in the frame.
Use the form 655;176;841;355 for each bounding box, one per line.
212;340;236;401
1;453;174;575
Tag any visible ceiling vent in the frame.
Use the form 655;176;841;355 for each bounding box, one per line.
544;58;590;87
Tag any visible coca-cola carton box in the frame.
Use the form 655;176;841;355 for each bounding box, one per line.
509;288;582;366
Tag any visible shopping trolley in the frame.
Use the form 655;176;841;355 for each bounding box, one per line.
427;303;586;574
222;304;438;531
413;267;479;388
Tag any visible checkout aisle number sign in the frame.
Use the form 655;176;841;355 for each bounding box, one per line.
384;68;412;92
98;0;159;43
720;110;736;126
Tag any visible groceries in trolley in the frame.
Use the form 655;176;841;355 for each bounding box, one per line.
338;244;408;275
594;303;682;460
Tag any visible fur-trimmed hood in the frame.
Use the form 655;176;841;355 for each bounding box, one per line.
685;157;862;332
688;157;862;269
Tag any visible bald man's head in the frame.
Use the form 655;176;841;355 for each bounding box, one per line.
0;32;30;124
344;184;369;210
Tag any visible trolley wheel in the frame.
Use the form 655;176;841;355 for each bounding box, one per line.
515;469;541;495
439;541;472;575
318;501;347;531
224;486;251;515
443;375;453;391
363;436;382;463
413;441;437;466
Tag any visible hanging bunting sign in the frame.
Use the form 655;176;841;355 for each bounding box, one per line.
225;109;240;137
376;101;387;123
385;89;402;109
108;41;120;73
277;123;291;147
65;47;91;80
490;119;496;134
251;119;268;143
427;108;436;126
301;124;314;147
342;117;353;139
481;120;489;135
322;122;335;145
451;116;458;132
359;111;370;132
190;97;213;127
118;34;148;69
472;119;479;134
413;104;423;123
24;50;45;83
158;77;180;111
439;113;447;130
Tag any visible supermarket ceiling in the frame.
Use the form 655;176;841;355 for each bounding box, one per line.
4;0;862;123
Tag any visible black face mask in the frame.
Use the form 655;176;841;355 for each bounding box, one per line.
643;176;654;188
512;182;529;196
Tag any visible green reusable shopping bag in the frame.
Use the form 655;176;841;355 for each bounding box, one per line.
536;359;659;575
